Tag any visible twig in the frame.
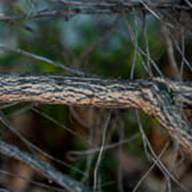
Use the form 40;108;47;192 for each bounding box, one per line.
0;139;91;192
0;45;87;76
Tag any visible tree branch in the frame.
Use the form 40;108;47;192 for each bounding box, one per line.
0;139;90;192
0;1;191;21
0;74;191;157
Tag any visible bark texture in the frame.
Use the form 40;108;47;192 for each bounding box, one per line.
0;74;191;157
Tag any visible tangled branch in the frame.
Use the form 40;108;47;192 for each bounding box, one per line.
0;1;191;21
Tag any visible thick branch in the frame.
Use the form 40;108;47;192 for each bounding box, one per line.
0;74;190;106
0;74;191;157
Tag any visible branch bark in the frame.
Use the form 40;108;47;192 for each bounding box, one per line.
0;74;191;157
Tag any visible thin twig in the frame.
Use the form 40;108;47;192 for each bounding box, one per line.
0;45;87;76
0;139;91;192
93;112;111;191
